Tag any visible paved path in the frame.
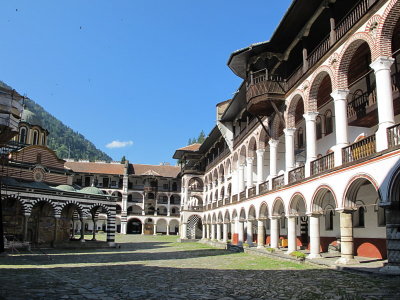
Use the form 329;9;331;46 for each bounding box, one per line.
0;235;399;300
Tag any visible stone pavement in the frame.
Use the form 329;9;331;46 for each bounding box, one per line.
0;234;399;300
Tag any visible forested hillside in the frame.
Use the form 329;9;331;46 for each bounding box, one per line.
25;98;112;161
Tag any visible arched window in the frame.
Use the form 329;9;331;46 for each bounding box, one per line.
325;110;333;135
316;116;322;140
172;208;176;214
358;206;365;227
19;127;27;144
33;130;39;145
41;134;46;145
297;127;304;149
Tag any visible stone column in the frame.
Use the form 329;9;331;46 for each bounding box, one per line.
166;224;170;236
308;214;322;259
270;217;279;249
246;157;254;189
238;164;245;193
217;223;222;241
304;112;319;177
80;219;85;242
336;210;358;265
181;223;187;239
257;219;265;248
237;219;244;246
370;57;395;151
246;220;253;246
232;170;238;196
286;216;297;254
202;224;206;239
256;149;265;194
284;128;296;171
223;222;228;242
92;219;97;241
206;224;210;239
269;139;279;178
153;224;157;236
381;206;400;274
331;90;350;166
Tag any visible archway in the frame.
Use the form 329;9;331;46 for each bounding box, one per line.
127;218;142;234
28;201;55;245
187;215;202;239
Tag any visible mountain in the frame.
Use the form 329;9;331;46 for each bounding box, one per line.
24;98;112;162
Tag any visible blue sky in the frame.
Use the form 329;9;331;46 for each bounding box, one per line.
0;0;292;165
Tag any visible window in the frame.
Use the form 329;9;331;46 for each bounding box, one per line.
325;110;333;135
297;128;304;149
172;182;177;191
354;206;365;227
19;127;27;144
316;116;322;140
325;210;334;230
41;134;46;145
33;130;39;145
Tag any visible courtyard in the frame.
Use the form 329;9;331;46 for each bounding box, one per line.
0;235;399;300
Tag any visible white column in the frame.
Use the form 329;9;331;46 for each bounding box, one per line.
257;219;265;248
331;89;350;166
370;57;395;151
269;139;279;177
246;220;253;246
206;224;210;239
217;223;222;241
308;214;322;259
223;223;228;242
232;170;238;195
270;217;279;249
246;157;254;189
236;220;244;245
303;112;319;177
166;224;170;236
284;128;296;171
238;164;245;193
153;224;157;236
181;223;187;239
211;223;215;240
256;149;265;186
202;224;206;239
223;175;229;204
286;216;297;254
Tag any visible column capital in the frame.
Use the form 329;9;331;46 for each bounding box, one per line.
306;212;322;217
246;157;254;164
303;111;319;122
238;164;245;170
331;89;349;100
269;139;279;147
284;128;296;136
256;148;266;155
370;56;395;72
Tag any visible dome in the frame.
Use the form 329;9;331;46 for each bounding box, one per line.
21;108;43;128
55;185;76;192
79;186;105;195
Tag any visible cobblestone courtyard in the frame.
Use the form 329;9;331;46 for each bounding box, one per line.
0;234;399;300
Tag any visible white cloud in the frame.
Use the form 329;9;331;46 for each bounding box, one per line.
106;140;133;149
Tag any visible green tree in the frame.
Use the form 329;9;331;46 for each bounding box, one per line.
197;130;206;143
121;155;127;164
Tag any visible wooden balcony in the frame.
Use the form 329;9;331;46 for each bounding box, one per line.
259;180;269;195
311;152;335;176
387;123;400;149
288;166;305;184
272;175;284;190
342;134;376;164
246;70;286;116
217;200;223;207
232;194;238;203
239;191;246;201
248;186;256;198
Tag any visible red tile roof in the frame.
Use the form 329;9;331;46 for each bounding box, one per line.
177;143;201;152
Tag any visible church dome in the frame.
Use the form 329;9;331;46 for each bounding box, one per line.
79;186;105;195
55;185;76;192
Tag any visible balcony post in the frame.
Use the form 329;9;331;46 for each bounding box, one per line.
246;157;254;192
269;139;279;177
284;128;296;171
331;89;350;166
370;57;395;151
329;4;336;44
303;112;319;177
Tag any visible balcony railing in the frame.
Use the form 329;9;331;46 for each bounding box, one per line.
212;202;217;209
239;191;246;201
342;134;376;164
217;200;223;207
259;180;269;194
311;152;335;176
232;194;238;203
388;123;400;148
288;166;305;184
186;206;203;212
272;175;285;190
347;75;377;122
248;186;256;198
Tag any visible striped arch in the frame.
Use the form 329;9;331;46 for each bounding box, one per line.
307;65;335;112
376;0;400;56
89;203;111;219
336;32;378;90
1;194;30;215
60;201;85;219
311;184;338;214
30;198;58;217
285;90;306;128
343;173;381;209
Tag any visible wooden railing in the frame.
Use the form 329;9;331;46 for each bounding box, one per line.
232;194;238;203
311;152;335;176
342;134;376;164
388;123;400;148
248;186;256;198
239;191;246;201
307;35;331;69
272;175;285;190
217;200;223;207
212;202;217;209
233;117;258;147
259;180;269;194
288;166;305;184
